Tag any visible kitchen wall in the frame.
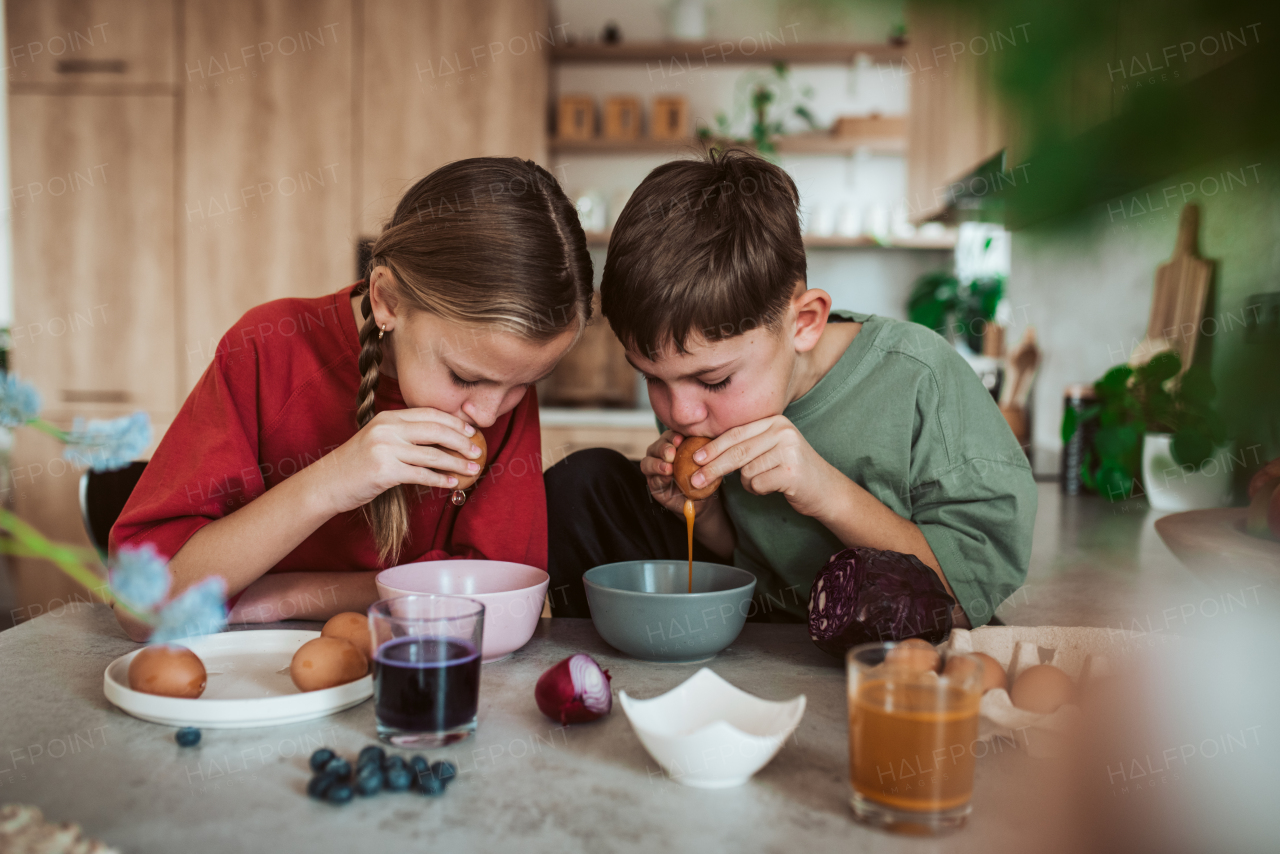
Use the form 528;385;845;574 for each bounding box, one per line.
1008;151;1279;476
551;0;951;326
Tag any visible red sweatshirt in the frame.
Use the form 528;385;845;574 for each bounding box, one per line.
110;282;548;598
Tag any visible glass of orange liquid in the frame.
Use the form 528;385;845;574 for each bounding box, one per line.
846;641;985;833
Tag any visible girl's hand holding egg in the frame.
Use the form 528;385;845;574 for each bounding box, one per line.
440;430;488;490
318;408;487;515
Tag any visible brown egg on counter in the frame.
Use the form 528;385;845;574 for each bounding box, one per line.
885;638;941;673
1010;664;1075;713
442;430;488;489
321;612;372;660
290;637;368;692
943;651;1009;693
128;644;207;699
673;436;722;500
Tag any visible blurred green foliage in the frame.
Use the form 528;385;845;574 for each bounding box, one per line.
908;0;1280;226
908;271;1003;352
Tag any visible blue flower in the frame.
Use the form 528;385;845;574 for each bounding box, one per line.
109;543;171;611
0;373;41;427
151;576;228;643
63;411;152;472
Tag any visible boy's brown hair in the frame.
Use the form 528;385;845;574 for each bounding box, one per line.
600;147;806;359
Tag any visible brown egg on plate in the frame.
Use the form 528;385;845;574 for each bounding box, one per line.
673;436;722;500
128;644;207;699
1010;664;1075;713
443;430;488;489
321;612;372;659
885;638;941;673
290;637;368;692
943;651;1008;693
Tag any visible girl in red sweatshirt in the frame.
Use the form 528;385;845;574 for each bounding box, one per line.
111;158;593;640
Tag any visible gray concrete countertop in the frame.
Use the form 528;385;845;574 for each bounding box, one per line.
2;610;1065;854
0;485;1223;853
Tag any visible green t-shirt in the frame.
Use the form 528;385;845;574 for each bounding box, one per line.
716;311;1037;626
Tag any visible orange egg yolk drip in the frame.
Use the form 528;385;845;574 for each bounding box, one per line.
683;498;696;593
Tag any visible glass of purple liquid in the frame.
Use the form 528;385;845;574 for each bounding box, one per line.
368;594;484;747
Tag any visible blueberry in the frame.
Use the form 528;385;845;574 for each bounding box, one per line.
384;763;413;792
174;727;201;747
325;782;354;804
307;772;338;800
322;756;352;780
356;745;385;769
408;755;430;778
354;764;383;797
309;748;336;773
429;761;457;785
417;773;445;796
381;753;406;772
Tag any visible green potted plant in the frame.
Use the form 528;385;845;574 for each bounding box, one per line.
907;270;1004;353
698;62;820;156
1064;351;1230;508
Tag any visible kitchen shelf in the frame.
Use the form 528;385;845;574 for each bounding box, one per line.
550;41;906;65
775;131;906;156
804;232;957;249
549;137;703;155
583;231;957;250
549;132;907;157
540;407;656;427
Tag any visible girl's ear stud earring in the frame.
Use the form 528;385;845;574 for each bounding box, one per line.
378;324;385;341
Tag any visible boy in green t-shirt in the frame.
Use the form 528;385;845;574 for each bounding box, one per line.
544;148;1037;628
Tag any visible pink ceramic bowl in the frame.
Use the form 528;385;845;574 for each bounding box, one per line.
375;560;549;662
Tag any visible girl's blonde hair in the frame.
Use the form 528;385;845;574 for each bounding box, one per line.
354;157;593;566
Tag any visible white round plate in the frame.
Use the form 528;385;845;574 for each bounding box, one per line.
103;630;372;729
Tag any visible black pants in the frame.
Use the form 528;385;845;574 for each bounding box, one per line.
544;448;721;618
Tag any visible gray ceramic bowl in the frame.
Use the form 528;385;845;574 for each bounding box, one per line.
583;561;757;663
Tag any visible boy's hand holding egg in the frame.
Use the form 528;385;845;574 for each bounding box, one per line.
673;436;722;500
641;431;721;514
687;416;840;519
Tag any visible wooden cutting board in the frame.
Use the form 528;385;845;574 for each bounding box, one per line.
1129;203;1213;372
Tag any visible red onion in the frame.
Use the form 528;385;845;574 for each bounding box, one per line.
535;654;612;724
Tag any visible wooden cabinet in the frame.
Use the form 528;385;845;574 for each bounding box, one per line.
6;1;179;620
359;0;549;233
9;93;177;417
180;0;354;391
5;0;175;86
904;2;1012;222
4;0;559;623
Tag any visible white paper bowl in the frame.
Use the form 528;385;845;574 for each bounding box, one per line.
619;669;806;788
103;630;372;729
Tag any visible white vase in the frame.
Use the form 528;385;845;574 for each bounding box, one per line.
1141;432;1234;512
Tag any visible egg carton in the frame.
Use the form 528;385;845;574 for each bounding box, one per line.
940;625;1176;759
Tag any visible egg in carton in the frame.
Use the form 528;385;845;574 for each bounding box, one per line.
940;626;1176;759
